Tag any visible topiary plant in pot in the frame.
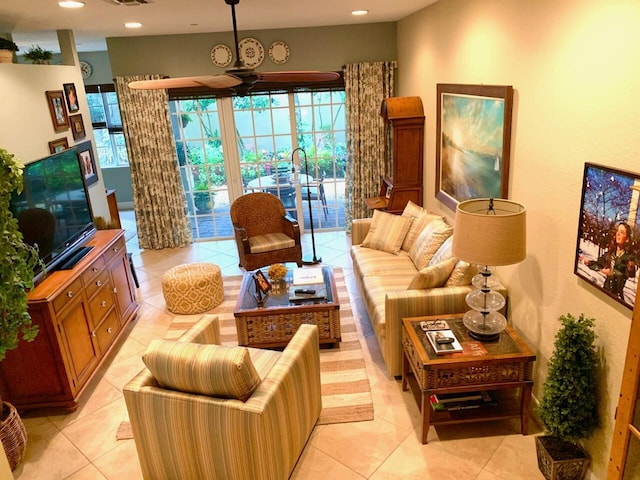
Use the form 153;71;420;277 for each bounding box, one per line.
536;313;599;480
0;147;43;470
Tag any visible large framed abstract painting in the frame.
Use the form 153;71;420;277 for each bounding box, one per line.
574;163;640;309
435;84;514;211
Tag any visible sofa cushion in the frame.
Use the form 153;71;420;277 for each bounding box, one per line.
408;257;458;290
446;260;478;286
409;218;454;269
401;203;442;252
143;340;261;401
361;210;413;255
351;245;417;278
428;236;454;267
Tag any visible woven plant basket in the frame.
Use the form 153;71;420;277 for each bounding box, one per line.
0;402;27;471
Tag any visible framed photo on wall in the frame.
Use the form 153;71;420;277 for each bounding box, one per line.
48;137;69;154
74;140;99;187
435;84;514;211
574;162;639;309
45;90;69;133
63;82;80;113
69;114;86;140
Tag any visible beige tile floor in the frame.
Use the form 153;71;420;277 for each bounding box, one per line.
12;222;545;479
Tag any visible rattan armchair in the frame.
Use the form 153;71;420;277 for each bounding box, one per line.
230;192;303;270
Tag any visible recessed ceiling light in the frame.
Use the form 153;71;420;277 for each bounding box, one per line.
124;22;143;29
352;9;369;16
58;1;85;8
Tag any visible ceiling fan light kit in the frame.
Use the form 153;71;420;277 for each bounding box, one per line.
128;0;338;95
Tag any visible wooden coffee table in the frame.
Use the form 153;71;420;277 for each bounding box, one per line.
401;314;536;444
234;266;341;348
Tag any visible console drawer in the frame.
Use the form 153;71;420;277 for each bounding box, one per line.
88;280;115;324
84;268;110;299
95;309;121;354
52;277;83;313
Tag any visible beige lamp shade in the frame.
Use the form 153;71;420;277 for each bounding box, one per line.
452;198;526;266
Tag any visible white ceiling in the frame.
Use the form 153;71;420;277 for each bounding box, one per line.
1;0;437;53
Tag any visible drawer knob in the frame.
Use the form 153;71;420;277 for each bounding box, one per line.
91;331;97;337
107;327;113;334
113;287;118;294
92;266;99;272
66;291;74;298
96;280;102;287
113;246;119;253
100;300;107;308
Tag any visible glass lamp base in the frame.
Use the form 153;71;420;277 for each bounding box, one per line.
462;310;506;342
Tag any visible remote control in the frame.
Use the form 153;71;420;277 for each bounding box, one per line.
295;289;316;295
436;337;455;345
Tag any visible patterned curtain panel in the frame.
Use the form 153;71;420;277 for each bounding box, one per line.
115;75;193;249
343;62;395;233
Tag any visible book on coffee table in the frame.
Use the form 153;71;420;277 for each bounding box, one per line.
425;329;463;354
293;268;324;285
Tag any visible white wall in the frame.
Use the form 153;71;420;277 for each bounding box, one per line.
0;63;108;219
397;0;640;477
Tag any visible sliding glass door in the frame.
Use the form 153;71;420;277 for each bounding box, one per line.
170;90;346;240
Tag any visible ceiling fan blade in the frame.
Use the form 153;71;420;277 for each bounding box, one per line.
128;75;242;90
256;71;340;83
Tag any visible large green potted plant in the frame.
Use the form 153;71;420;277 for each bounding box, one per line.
22;45;53;64
536;313;599;480
0;38;18;64
0;147;42;470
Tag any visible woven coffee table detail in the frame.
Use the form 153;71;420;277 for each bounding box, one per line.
162;263;223;314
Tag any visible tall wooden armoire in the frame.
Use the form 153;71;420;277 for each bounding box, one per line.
366;96;425;214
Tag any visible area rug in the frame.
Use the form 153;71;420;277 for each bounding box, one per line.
162;268;373;426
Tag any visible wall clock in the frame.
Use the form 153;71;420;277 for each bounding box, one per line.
80;60;92;79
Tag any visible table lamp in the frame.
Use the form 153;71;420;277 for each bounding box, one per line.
452;198;526;341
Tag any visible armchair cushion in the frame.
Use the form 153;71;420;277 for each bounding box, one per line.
143;340;261;401
249;232;295;254
361;210;413;255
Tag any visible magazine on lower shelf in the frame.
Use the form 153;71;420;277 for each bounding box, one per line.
429;391;497;411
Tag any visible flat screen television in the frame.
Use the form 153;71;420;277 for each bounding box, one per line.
9;148;97;284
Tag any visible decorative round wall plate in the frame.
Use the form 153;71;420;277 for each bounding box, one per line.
238;37;264;68
268;41;290;64
210;44;233;68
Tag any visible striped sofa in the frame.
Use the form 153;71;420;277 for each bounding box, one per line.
124;315;321;480
350;203;507;377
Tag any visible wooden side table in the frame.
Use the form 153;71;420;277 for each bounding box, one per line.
401;314;536;444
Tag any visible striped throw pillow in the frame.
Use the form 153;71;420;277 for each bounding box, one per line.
361;210;413;255
408;218;453;269
143;340;261;401
408;257;458;289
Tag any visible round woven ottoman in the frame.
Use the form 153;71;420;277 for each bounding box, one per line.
161;263;224;314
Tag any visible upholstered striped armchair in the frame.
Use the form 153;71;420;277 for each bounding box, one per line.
124;316;321;480
230;192;303;271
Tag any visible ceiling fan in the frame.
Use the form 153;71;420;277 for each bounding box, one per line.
128;0;340;95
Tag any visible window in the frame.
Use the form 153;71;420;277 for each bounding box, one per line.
85;84;129;167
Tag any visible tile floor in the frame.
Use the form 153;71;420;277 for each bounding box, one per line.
12;217;545;479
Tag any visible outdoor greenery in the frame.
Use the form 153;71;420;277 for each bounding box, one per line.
172;91;347;194
0;38;19;52
538;313;599;442
0;148;42;362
